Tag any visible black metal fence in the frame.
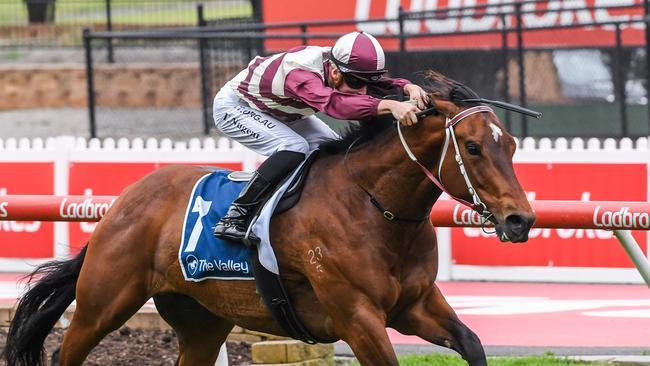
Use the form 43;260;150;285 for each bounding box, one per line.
83;0;650;139
0;0;260;47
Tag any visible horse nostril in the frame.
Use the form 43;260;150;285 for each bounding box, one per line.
505;214;527;235
527;215;536;229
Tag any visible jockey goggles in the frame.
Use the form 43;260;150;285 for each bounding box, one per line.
330;56;386;89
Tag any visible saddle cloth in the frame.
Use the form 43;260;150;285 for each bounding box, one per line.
178;152;315;281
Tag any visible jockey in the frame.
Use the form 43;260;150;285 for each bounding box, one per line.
213;31;429;245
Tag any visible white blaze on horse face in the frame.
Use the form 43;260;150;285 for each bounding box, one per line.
489;123;503;143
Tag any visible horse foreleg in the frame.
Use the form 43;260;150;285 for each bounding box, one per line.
154;293;234;366
391;284;487;366
319;296;399;366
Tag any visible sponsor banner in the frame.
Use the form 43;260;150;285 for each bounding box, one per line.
58;196;116;221
263;0;644;51
432;200;650;230
452;163;648;268
0;195;114;222
67;162;243;254
0;163;54;258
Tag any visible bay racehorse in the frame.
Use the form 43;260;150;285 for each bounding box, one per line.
3;71;535;366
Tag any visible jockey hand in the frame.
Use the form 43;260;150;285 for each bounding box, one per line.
378;99;419;126
403;84;429;110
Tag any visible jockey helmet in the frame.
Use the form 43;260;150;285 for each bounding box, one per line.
331;31;387;86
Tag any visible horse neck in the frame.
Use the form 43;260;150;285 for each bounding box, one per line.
344;120;446;220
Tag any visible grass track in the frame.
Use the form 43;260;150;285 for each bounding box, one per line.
350;354;596;366
0;0;251;26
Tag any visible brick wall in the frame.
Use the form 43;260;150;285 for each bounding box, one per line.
0;63;242;110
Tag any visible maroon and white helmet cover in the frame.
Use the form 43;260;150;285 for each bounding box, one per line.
331;31;387;82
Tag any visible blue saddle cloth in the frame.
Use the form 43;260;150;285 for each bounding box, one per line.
178;170;254;281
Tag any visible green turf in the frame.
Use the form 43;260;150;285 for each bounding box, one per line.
349;353;596;366
0;1;252;26
491;102;650;138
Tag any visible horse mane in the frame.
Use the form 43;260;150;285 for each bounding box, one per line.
319;70;481;156
420;70;482;106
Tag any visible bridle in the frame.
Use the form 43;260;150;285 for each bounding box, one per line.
344;95;541;236
399;105;495;214
343;105;498;225
398;105;498;233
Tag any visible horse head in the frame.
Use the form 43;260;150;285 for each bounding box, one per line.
421;71;536;243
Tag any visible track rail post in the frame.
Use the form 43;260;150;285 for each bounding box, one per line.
614;230;650;289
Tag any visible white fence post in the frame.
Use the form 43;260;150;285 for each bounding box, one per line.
435;227;452;281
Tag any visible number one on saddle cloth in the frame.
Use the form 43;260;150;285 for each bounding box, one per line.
184;196;212;253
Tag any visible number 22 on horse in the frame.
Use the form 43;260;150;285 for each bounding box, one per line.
4;72;536;366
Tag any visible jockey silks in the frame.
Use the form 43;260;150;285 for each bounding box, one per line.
227;46;409;122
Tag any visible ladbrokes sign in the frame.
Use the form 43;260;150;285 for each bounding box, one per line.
593;205;650;230
447;198;650;231
263;0;645;50
0;159;647;269
67;161;243;254
452;163;648;268
0;163;54;258
58;195;115;221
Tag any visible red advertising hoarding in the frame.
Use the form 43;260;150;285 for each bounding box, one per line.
262;0;645;51
0;162;54;258
67;162;243;254
452;163;648;268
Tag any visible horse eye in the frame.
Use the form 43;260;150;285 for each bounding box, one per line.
465;141;481;156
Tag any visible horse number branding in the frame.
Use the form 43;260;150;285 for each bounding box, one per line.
308;247;324;273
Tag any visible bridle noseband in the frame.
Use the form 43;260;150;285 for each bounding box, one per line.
398;105;496;225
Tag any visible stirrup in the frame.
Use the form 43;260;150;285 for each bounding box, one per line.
242;221;261;247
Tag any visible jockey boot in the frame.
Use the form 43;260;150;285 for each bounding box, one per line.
214;150;305;245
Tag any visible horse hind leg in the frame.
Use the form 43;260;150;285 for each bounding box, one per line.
56;262;151;365
391;284;487;366
154;293;234;366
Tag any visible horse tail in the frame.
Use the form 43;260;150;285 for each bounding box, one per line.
2;244;88;366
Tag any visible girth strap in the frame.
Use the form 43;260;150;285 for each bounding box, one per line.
252;251;331;344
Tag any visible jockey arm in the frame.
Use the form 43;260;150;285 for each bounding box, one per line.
376;77;429;109
284;69;381;120
284;69;419;122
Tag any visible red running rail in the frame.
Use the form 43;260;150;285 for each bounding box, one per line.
0;195;116;222
1;195;649;230
431;200;650;230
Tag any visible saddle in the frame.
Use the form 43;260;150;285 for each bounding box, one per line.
226;151;319;216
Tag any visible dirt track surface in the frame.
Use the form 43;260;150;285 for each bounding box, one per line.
0;327;252;365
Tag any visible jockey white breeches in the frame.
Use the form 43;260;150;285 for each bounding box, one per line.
213;86;340;156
